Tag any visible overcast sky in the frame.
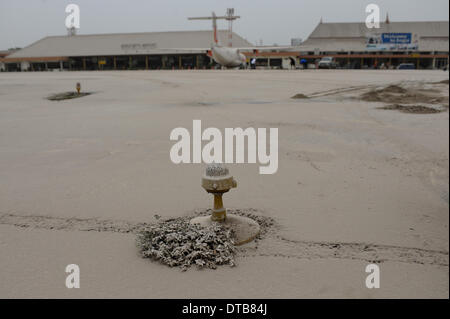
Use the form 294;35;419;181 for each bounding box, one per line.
0;0;448;50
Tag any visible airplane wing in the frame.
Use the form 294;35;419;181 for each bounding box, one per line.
233;46;299;52
157;46;299;53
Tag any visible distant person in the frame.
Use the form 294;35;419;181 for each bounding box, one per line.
251;58;256;69
289;57;296;69
301;59;308;70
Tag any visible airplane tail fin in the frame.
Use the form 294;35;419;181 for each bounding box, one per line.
187;12;220;46
212;12;218;45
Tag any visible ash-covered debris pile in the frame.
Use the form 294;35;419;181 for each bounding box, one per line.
47;92;91;101
136;218;236;271
359;84;447;105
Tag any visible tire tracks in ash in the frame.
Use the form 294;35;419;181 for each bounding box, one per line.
0;212;448;267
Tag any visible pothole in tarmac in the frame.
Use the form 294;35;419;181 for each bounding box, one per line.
47;92;92;101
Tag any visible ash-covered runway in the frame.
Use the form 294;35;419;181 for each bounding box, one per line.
0;70;448;298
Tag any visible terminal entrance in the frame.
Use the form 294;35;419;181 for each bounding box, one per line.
62;54;209;71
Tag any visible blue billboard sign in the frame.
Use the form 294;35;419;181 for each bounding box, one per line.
366;32;419;51
381;33;412;44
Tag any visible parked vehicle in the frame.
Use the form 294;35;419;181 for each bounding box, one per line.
397;63;416;70
318;56;337;69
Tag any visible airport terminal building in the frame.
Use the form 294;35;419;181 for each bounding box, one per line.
1;19;448;71
295;19;449;69
0;30;252;71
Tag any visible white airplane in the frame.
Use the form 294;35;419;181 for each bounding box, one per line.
189;12;247;68
188;11;297;69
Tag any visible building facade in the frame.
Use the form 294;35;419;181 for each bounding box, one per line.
295;20;449;69
0;30;252;71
